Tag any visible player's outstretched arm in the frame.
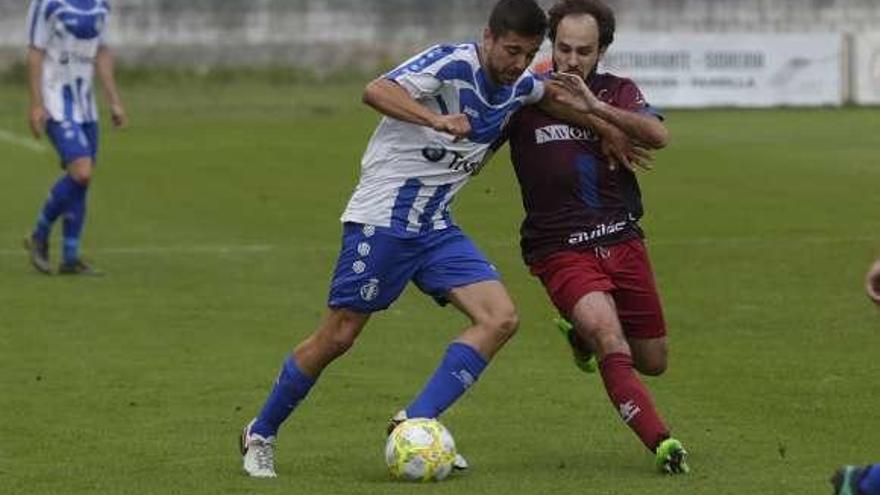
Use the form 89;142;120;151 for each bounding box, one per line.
95;46;127;129
539;82;652;173
549;73;668;149
362;78;470;138
26;47;46;139
866;258;880;305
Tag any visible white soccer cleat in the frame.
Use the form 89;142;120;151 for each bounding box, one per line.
387;410;470;472
240;419;278;478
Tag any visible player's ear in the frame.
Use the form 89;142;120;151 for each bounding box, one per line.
483;27;494;47
598;46;609;62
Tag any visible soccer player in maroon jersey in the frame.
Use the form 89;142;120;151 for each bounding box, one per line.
505;0;688;474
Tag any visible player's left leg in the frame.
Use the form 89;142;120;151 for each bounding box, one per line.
606;238;687;473
390;229;514;469
57;156;97;275
401;279;516;419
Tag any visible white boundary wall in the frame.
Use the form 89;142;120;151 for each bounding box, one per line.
853;33;880;104
599;33;845;108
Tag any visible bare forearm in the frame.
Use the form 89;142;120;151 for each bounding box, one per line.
589;101;668;149
539;97;615;136
95;47;122;105
362;78;438;128
27;47;45;108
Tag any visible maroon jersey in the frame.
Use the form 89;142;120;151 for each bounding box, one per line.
507;72;662;264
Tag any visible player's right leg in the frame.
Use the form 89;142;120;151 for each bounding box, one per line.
569;292;687;473
241;308;370;478
241;223;415;478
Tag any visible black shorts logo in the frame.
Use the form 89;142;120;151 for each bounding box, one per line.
422;145;448;162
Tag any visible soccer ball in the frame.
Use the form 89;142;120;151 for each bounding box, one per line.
385;418;457;482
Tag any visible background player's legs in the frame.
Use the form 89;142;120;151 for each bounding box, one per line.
250;308;371;438
570;291;669;452
404;280;517;418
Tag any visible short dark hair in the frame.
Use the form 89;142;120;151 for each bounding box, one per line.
548;0;616;49
488;0;548;39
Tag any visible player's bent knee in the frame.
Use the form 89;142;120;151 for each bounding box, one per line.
486;307;519;339
637;359;667;376
320;309;368;357
66;159;94;185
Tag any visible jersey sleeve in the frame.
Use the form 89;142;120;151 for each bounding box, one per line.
384;44;465;98
98;1;112;46
27;0;52;49
616;78;663;120
521;74;546;105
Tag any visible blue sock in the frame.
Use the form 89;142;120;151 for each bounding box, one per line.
62;184;88;264
406;342;487;419
251;356;316;438
33;175;81;242
860;464;880;495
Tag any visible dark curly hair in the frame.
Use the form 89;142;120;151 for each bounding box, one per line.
488;0;548;39
548;0;616;49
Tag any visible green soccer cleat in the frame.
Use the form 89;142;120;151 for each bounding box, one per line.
831;466;865;495
655;437;689;475
554;317;598;373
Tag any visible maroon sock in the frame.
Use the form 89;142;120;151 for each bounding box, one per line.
599;352;669;451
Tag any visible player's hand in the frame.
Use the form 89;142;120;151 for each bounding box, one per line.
549;72;600;112
110;102;128;129
598;124;653;173
28;104;47;139
432;114;470;140
866;258;880;305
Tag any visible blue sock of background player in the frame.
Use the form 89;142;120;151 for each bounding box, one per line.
405;342;488;419
61;183;88;264
33;175;83;242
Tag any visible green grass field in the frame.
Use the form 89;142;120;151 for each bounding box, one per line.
1;79;878;495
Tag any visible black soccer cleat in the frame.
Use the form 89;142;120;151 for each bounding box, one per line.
58;259;102;276
24;234;52;275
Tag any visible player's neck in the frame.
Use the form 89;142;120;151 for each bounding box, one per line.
476;44;502;88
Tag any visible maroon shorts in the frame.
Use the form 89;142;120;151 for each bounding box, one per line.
528;238;666;339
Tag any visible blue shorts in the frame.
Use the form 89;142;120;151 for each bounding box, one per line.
327;223;500;313
45;120;99;167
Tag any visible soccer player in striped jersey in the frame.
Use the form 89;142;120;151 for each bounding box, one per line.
237;0;613;479
506;0;689;474
24;0;127;275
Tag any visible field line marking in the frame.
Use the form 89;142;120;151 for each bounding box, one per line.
0;129;48;153
0;244;275;257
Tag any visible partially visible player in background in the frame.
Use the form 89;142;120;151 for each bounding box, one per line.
833;464;880;494
866;257;880;304
24;0;127;275
827;257;880;494
505;0;688;474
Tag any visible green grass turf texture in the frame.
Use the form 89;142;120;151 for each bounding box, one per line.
0;80;878;495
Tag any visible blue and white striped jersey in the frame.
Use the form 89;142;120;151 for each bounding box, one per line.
26;0;111;124
341;42;545;236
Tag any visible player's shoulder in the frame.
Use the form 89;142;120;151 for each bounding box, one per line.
422;42;477;62
591;71;637;91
